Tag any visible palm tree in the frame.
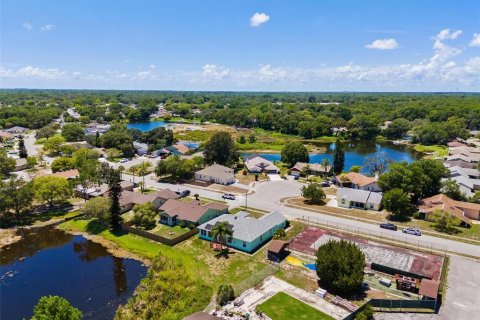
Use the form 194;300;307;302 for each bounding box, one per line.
118;165;125;180
128;165;138;184
211;222;233;254
321;158;331;176
136;161;152;193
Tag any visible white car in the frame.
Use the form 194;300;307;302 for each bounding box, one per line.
120;158;129;163
402;227;421;236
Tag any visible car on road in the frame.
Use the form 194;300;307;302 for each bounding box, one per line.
120;158;129;163
379;223;398;231
176;190;191;198
402;227;421;236
222;193;236;200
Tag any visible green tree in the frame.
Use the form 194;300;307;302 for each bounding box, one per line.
203;132;238;166
301;183;326;204
382;188;414;219
248;134;256;143
211;221;233;252
441;178;467;201
383;118;410;140
72;148;100;168
350;165;361;173
0;149;16;177
33;176;72;207
237;135;246;144
43;135;66;156
316;240;365;294
101;124;135;157
333;139;345;175
136;161;152;192
107;168;123;230
281;142;309;167
320;158;332;176
355;304;374;320
0;178;35;218
32;295;83;320
77;161;99;201
82;197;111;223
216;284;235;306
51;157;76;173
18;135;28;158
272;228;286;239
106;148;123;160
61;123;85;142
36;124;58;139
430;209;460;233
132;202;157;229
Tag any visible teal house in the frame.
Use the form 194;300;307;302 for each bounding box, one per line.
198;211;287;253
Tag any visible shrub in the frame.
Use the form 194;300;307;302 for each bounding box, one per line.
216;284;235;306
32;295;82;320
273;228;286;239
301;183;326;204
132;202;157;230
178;220;187;228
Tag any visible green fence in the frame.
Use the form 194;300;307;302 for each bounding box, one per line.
369;298;436;312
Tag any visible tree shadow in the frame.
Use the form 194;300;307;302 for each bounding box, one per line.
432;225;462;235
388;215;411;223
85;219;108;234
214;250;235;259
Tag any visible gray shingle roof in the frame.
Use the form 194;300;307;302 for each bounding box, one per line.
199;211;286;242
337;188;383;205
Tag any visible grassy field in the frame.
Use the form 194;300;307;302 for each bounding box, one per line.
151;224;191;239
256;292;334;320
413;144;448;157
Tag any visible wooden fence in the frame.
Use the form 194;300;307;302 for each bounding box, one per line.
121;222;198;246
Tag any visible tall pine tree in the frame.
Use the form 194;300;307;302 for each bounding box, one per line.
333;138;345;175
108;167;122;230
18;135;28;159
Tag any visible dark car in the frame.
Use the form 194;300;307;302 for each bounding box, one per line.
379;223;398;231
176;190;191;198
320;181;331;187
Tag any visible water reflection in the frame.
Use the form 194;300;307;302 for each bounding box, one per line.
0;226;146;320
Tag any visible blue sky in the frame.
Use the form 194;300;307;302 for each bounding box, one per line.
1;0;479;91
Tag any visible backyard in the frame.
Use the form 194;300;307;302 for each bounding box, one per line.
256;292;335;320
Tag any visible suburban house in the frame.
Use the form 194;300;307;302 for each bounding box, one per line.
159;199;228;226
337;188;383;211
84;122;110;135
154;188;180;205
0;131;13;143
444;146;480;169
133;141;149;156
198;211;287;253
107;190;165;213
183;312;223;320
244;156;280;174
290;162;331;177
4;126;27;134
53;169;80;180
418;194;479;223
76;181;135;199
447;141;467;148
195;164;235;185
448;166;480;197
14;158;29;171
334;172;381;192
177;140;200;150
166;144;190;156
151;148;170;158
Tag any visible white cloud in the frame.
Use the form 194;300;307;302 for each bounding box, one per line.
469;33;480;47
40;24;55;32
22;22;32;31
435;29;462;41
365;38;399;50
250;13;270;27
0;65;66;79
202;64;230;80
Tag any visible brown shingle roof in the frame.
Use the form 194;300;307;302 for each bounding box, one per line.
183;312;223;320
154;188;180;200
267;240;289;254
336;172;376;187
419;279;440;299
418;194;475;224
160;199;227;223
172;144;190;154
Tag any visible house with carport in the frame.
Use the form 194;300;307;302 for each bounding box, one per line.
244;156;279;174
195;164;235;185
337;188;383;211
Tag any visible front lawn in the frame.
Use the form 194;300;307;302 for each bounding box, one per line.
256;292;334;320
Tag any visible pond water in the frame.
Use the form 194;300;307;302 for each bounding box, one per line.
0;226;147;320
243;141;421;172
127;121;166;131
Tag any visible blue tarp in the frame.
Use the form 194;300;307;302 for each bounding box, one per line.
303;263;316;271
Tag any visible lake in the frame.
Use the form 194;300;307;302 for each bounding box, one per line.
127;121;166;131
243;141;421;171
0;226;147;320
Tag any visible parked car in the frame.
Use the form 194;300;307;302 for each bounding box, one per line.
149;153;159;158
120;158;129;163
320;181;331;187
176;189;191;197
379;223;398;231
222;193;236;200
402;227;421;236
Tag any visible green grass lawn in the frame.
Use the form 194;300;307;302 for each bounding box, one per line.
151;224;191;239
256;292;334;320
413;144;448;157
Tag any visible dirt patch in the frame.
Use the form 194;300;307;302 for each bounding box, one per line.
0;229;21;249
208;184;248;194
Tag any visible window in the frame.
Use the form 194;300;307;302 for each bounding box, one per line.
227;237;232;243
207;231;211;237
242;241;246;248
260;235;263;241
201;230;206;236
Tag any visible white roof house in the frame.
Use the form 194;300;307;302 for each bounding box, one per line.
337;188;383;211
195;164;235;185
448;166;480;197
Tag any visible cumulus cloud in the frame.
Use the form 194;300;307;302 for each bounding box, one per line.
469;33;480;47
0;65;66;79
435;29;462;41
365;38;399;50
250;13;270;27
40;24;55;31
22;22;32;31
202;64;230;80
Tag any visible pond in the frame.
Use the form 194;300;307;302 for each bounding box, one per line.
243;141;421;172
0;226;147;320
126;120;166;131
